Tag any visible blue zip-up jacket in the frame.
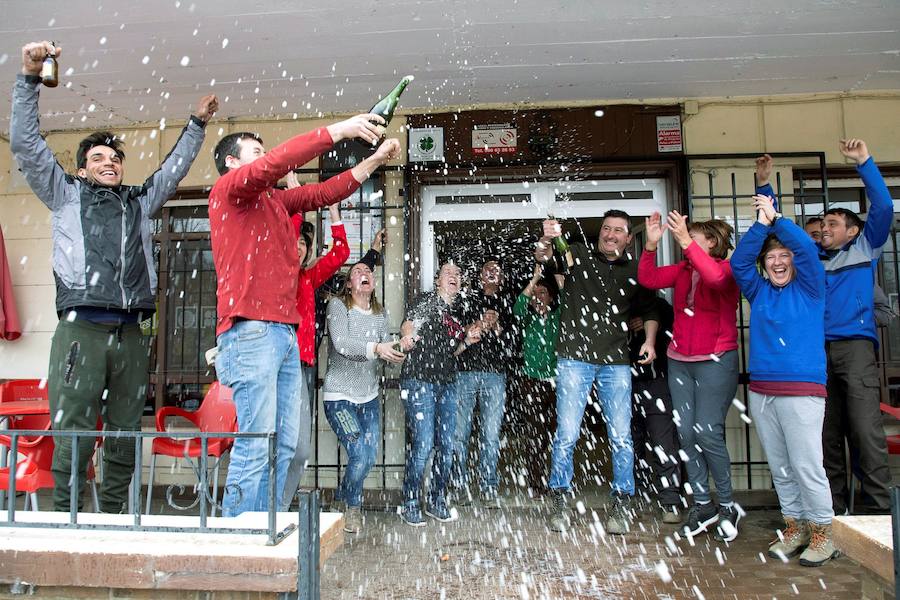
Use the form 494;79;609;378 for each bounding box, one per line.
731;218;826;385
819;158;891;343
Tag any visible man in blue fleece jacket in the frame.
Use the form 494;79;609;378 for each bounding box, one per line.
760;140;894;514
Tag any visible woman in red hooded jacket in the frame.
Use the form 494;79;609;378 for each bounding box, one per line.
280;172;350;509
638;211;741;542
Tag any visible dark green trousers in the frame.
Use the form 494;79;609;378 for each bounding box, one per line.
48;318;149;513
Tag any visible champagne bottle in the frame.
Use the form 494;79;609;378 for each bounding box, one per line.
41;42;59;88
547;214;574;272
367;75;414;137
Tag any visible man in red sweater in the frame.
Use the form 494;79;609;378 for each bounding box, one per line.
209;117;399;516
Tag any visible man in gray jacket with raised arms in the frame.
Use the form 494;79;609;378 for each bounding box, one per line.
10;40;217;513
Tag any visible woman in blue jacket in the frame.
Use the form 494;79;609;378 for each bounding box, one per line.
731;194;836;568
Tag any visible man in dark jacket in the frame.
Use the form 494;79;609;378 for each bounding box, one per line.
537;210;660;535
10;40;217;512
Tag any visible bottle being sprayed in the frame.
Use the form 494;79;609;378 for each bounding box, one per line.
41;42;59;88
547;213;574;273
367;75;414;138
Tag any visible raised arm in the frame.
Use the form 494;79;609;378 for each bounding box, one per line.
9;42;71;211
839;139;893;250
307;208;351;289
755;153;777;210
142;95;216;215
280;138;400;215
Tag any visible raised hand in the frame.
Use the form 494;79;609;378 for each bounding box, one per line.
752;194;777;226
371;138;401;164
372;228;387;253
285;170;301;190
194;94;219;123
755;154;774;186
327;114;385;145
21;41;59;76
542;219;561;240
839;138;870;165
644;212;666;249
666;210;691;249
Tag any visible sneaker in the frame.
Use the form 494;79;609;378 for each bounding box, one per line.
481;487;502;510
452;486;474;507
682;502;719;537
425;497;458;523
661;505;682;525
548;489;571;532
713;503;743;542
767;517;809;559
605;494;632;535
798;522;840;567
344;506;363;534
400;503;426;527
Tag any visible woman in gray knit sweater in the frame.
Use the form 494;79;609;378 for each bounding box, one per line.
323;261;404;534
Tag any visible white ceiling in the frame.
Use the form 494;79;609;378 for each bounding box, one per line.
1;0;899;131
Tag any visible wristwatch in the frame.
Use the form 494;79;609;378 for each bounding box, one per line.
771;212;783;225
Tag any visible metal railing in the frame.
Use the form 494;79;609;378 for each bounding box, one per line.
0;427;323;599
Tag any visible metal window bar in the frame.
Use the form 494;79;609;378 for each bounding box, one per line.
687;151;830;489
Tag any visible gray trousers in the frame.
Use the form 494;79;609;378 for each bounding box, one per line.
749;391;834;524
279;363;315;510
668;351;739;505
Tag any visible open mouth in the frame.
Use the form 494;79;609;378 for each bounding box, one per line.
360;276;371;286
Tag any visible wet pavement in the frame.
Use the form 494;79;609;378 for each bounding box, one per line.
321;491;869;600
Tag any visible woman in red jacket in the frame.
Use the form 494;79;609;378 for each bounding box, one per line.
638;211;741;542
281;173;350;509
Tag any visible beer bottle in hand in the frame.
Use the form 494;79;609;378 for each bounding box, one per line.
368;75;414;138
547;214;574;273
41;42;59;88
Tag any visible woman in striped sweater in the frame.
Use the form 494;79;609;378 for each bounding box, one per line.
323;261;405;534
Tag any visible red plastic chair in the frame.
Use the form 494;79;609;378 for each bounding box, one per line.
145;383;236;516
0;413;99;511
0;379;47;404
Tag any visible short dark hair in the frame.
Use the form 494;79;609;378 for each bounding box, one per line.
213;132;263;175
805;216;824;227
823;208;864;233
76;132;125;169
534;275;560;311
601;209;632;232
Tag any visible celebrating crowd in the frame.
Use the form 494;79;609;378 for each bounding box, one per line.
9;40;897;570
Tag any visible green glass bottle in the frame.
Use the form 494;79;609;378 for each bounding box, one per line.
368;75;414;137
547;213;574;272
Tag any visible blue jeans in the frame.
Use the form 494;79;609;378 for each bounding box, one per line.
549;359;634;495
453;371;506;492
279;363;316;510
215;320;302;517
401;379;456;507
323;399;380;508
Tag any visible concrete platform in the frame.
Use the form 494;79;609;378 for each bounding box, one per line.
0;510;343;594
833;514;895;594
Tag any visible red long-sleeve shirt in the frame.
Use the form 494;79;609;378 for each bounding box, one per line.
637;243;739;357
293;218;350;365
209;127;360;337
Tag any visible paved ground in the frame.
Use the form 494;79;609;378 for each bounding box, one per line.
321;491;869;600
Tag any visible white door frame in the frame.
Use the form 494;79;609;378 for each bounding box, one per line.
419;178;672;290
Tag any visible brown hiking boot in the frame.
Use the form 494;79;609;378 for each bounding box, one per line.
799;522;839;567
767;516;809;560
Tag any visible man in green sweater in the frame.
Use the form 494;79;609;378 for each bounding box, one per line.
536;210;660;534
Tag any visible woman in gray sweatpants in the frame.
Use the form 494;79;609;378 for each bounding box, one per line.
731;194;836;567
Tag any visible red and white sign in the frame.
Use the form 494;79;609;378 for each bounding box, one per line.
656;115;683;153
472;124;517;155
